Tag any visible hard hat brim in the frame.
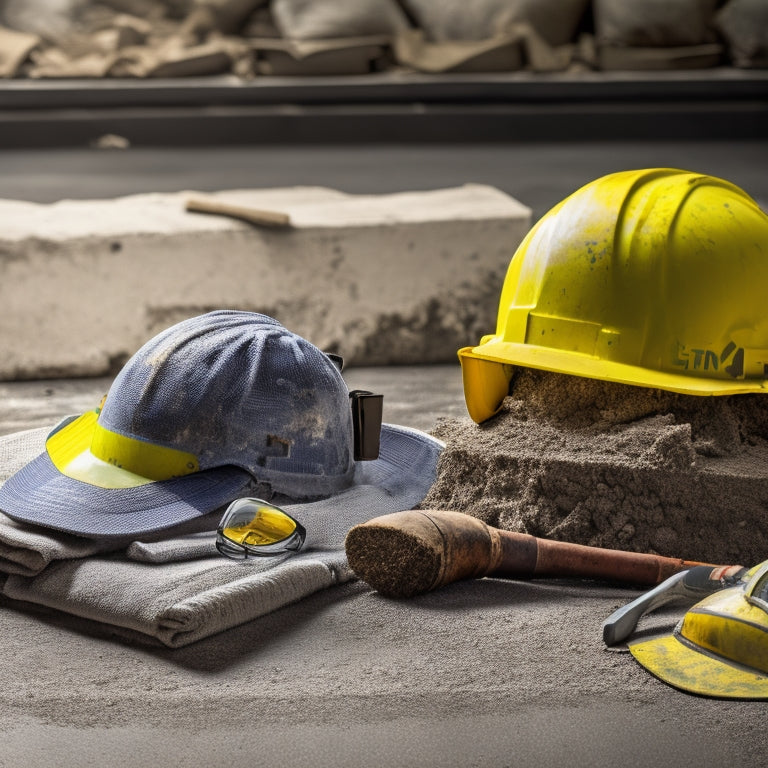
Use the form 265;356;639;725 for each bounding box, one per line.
458;349;514;423
459;342;768;423
629;633;768;699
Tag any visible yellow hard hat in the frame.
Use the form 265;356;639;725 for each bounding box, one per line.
629;560;768;699
459;168;768;423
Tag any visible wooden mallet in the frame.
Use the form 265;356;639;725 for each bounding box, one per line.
344;509;715;598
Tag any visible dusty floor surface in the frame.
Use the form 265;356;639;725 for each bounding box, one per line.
0;366;766;768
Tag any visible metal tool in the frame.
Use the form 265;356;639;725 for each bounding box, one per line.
602;563;747;646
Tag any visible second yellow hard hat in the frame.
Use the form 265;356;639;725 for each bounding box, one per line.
629;560;768;699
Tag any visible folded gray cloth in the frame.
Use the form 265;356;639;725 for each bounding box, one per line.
3;548;352;647
0;423;442;646
0;505;228;575
127;531;218;563
0;428;108;574
0;511;112;575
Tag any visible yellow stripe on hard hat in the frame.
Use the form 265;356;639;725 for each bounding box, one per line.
46;410;199;488
683;603;768;675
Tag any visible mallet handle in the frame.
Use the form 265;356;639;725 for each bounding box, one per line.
494;529;704;585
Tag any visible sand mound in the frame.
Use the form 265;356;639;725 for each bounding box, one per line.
423;368;768;565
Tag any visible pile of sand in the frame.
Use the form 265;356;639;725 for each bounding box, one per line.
422;368;768;565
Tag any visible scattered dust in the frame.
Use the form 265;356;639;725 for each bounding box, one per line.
422;368;768;564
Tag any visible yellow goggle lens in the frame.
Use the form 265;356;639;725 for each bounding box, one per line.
224;506;298;546
216;498;306;559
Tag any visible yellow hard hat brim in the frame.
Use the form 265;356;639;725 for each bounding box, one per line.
629;633;768;699
459;343;768;423
458;349;514;423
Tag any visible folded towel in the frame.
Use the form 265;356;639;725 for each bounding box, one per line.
0;428;107;574
3;548;352;647
126;531;218;563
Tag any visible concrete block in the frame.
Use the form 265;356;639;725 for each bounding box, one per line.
0;184;531;379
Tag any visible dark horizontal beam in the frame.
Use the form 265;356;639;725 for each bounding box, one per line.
0;70;765;146
2;68;767;109
1;101;766;147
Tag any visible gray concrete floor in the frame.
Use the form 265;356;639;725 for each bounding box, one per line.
2;141;767;222
1;141;768;766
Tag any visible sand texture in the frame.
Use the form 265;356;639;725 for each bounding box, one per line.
423;368;768;565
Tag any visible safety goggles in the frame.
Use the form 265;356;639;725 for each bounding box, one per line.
216;497;306;560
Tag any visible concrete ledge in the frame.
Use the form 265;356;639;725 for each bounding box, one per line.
0;184;531;379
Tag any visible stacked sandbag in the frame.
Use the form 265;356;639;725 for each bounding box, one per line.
593;0;723;69
0;0;251;77
0;0;765;78
393;0;592;73
255;0;410;75
715;0;768;68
